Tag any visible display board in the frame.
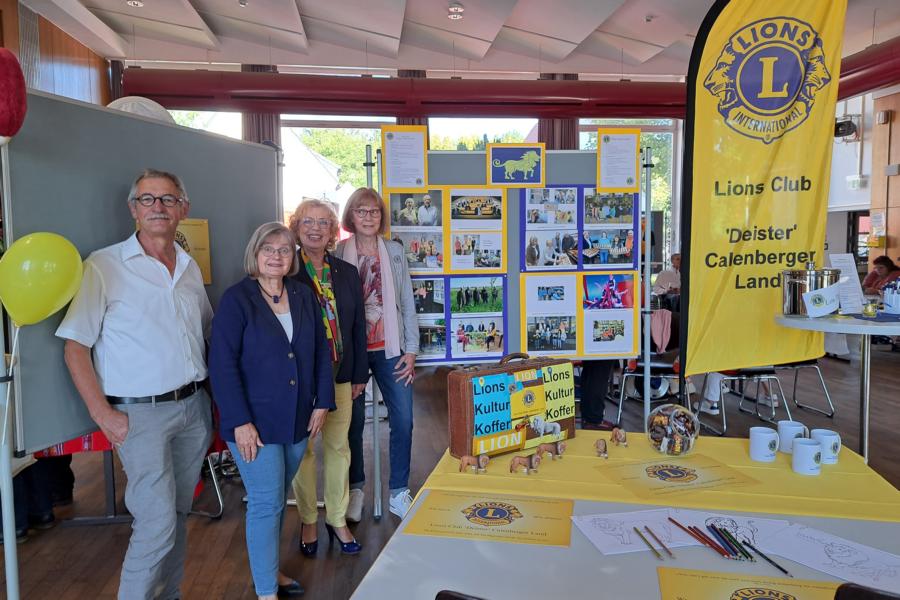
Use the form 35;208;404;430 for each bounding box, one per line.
4;91;279;454
389;150;640;365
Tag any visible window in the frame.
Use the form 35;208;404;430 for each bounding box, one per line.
580;119;680;264
429;118;538;150
169;111;242;140
279;114;396;221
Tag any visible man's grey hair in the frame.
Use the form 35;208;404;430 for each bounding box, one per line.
243;222;299;278
127;169;189;204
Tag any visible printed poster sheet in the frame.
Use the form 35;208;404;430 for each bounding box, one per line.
597;128;640;192
381;125;427;189
597;454;759;498
176;218;211;285
657;568;839;600
404;490;573;546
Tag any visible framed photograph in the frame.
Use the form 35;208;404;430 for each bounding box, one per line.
449;188;503;231
487;142;545;187
584;190;634;226
523;186;577;229
449;276;504;315
450;232;503;272
582;273;636;310
525;316;577;355
523;274;578;315
523;229;578;271
583;309;635;355
389;190;443;229
580;228;634;268
450;316;506;359
390;231;444;272
417;317;448;359
412;278;445;316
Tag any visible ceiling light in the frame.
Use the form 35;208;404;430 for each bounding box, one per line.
238;0;248;6
126;0;144;6
447;12;463;20
448;2;464;13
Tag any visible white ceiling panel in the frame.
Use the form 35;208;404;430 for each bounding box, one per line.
401;20;491;62
298;0;405;57
197;12;308;54
504;0;625;46
91;8;219;49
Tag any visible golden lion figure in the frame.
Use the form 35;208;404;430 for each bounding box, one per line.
493;150;540;180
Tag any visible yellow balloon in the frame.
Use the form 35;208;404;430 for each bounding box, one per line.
0;232;83;326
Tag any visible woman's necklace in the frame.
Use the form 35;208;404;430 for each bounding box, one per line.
258;280;284;304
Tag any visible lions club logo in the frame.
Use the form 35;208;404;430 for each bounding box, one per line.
174;230;191;253
646;464;699;483
523;391;535;408
462;502;523;527
811;293;825;307
704;17;831;144
730;587;797;600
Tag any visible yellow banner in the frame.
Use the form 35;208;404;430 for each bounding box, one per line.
658;568;839;600
403;490;573;546
683;1;847;375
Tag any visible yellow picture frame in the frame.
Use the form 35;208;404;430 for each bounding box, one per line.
486;142;546;188
596;128;641;193
380;124;429;192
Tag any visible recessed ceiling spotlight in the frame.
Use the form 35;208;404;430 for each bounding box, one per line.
126;0;144;7
448;2;464;12
238;0;248;6
447;12;463;20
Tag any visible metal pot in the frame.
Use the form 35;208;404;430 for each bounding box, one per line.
782;262;841;316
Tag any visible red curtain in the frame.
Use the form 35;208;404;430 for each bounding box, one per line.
537;73;579;149
241;64;281;146
396;69;428;128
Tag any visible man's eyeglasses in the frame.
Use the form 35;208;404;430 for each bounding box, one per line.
261;245;294;258
353;207;382;218
132;194;183;207
300;218;332;229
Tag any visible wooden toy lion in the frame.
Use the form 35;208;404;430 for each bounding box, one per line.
509;453;541;474
610;427;628;447
595;438;608;458
537;440;566;460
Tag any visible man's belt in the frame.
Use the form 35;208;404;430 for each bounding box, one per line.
107;381;202;405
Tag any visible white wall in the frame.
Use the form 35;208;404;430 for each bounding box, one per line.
827;95;873;212
825;211;849;254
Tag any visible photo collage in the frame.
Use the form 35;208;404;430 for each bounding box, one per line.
520;271;638;358
521;186;638;272
412;274;506;362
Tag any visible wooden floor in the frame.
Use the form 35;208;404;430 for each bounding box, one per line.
2;347;899;599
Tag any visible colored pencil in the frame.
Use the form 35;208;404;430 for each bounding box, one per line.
707;525;739;558
667;517;729;558
633;526;664;560
719;528;755;562
743;539;793;578
690;525;735;559
645;525;675;558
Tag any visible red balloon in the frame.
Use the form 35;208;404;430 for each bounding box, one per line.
0;49;26;139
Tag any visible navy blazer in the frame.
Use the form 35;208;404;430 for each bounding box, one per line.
292;252;368;386
209;276;336;444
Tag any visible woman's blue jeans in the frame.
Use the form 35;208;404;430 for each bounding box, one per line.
228;438;308;596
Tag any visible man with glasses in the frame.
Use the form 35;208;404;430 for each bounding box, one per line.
56;169;213;600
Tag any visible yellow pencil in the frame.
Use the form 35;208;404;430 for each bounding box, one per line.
634;526;664;560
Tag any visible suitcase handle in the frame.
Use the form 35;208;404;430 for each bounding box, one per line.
498;352;530;365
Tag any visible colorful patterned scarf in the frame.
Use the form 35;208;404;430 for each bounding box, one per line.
302;250;343;363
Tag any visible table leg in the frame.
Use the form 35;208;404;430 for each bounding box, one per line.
859;334;871;463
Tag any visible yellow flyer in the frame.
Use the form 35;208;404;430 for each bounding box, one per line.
599;454;758;498
176;218;212;284
403;490;573;546
658;568;839;600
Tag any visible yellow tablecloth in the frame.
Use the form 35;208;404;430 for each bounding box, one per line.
421;432;900;522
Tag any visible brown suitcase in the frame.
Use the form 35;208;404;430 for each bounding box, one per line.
446;353;576;459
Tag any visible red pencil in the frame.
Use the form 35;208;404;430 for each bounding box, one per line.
668;517;729;559
690;525;735;559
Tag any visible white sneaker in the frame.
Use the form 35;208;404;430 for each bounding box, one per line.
758;394;780;407
346;488;364;523
699;400;720;416
389;489;413;519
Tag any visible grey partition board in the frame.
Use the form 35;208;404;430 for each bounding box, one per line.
426;150;598;358
4;91;278;454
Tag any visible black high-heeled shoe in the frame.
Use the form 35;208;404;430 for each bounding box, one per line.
299;524;318;557
277;579;305;597
325;523;362;555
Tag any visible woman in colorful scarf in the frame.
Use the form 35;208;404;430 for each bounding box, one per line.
289;199;369;556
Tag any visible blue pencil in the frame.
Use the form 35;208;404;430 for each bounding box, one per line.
707;525;739;559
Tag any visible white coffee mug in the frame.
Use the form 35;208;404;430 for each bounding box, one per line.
811;429;842;464
749;426;779;462
792;439;822;475
777;420;809;454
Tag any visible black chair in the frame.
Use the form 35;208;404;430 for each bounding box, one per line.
834;582;900;599
435;591;488;600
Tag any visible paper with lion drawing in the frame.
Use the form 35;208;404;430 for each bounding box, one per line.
756;524;900;592
403;490;573;546
597;454;759;498
657;568;839;600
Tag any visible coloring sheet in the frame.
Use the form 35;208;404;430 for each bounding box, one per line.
757;524;900;593
571;509;697;555
669;508;792;548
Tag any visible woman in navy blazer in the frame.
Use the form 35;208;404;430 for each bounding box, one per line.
210;222;334;599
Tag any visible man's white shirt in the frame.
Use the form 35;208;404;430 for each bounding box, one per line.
653;268;681;295
56;233;213;397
